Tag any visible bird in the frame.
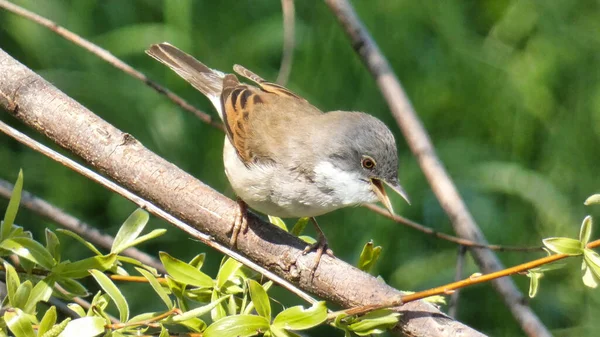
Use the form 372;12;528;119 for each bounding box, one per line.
146;43;410;268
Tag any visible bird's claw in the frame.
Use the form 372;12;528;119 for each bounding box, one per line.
229;199;248;247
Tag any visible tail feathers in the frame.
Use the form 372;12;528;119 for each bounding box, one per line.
146;43;225;118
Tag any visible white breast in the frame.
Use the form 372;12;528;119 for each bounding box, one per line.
222;139;376;218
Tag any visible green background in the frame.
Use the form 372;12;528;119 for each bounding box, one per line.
1;0;599;336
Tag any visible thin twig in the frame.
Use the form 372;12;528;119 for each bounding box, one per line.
324;1;551;336
335;237;600;318
364;204;541;252
276;0;296;85
0;178;166;274
0;120;317;306
448;245;467;317
0;0;223;131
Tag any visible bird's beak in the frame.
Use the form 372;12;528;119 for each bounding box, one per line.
370;178;411;215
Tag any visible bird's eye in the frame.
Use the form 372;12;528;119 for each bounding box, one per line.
361;156;376;170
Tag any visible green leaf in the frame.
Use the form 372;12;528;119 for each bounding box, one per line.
189;253;206;270
357;241;382;273
584;194;600;205
24;277;55;313
57;277;89;298
348;309;400;336
0;237;56;269
247;280;271;321
5;262;20;307
120;229;166;251
38;306;57;337
542;237;583;255
579;216;593;246
290;218;309;236
582;263;599;288
211;289;227;321
56;229;103;256
57;316;105;337
45;229;61;262
173;295;231;322
89;269;129;322
41;317;71;337
270;327;302;337
4;308;35;337
203;315;270;337
53;254;117;279
135;267;173;309
13;280;33;309
527;271;542;298
217;257;243;289
269;216;288;232
159;252;213;288
66;304;85;318
272;302;327;331
159;326;169;337
111;209;150;254
2;170;23;241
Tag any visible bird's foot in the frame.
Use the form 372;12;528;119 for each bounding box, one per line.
302;217;334;276
229;198;248;247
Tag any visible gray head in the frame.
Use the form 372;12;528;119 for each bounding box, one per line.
312;111;410;213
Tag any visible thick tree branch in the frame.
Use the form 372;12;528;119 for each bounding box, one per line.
0;49;484;336
0;50;480;336
324;1;550;336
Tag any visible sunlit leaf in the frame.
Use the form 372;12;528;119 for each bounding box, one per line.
53;254;117;279
13;280;32;310
582;263;598;288
56;229;102;256
272;301;327;331
189;253;206;270
24;277;55;313
357;240;382;273
38;306;57;337
584;194;600;206
66;304;85;318
89;269;129;322
173;295;231;322
111;208;149;254
217;257;243;289
0;237;56;269
45;229;61;262
348;309;400;336
542;237;583;255
579;216;593;246
269;216;288;231
159;252;213;288
211;289;227;321
4;262;20;307
57;316;105;337
290;218;309;236
203;315;270;337
2;169;23;240
159;325;169;337
4;308;35;337
135;267;173;309
527;271;542;298
120;229;166;251
248;279;271;321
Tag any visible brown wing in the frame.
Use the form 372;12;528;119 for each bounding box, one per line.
221;65;321;166
233;65;307;102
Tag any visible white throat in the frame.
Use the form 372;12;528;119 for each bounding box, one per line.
313;161;377;207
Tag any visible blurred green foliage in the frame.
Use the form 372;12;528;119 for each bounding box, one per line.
1;0;599;336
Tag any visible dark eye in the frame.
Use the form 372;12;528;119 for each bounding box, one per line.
361;156;376;170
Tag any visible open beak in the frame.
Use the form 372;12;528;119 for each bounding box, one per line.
370;178;411;215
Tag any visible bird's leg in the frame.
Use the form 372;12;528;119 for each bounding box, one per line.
302;217;334;272
229;198;248;247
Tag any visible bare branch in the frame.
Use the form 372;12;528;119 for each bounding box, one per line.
0;48;484;336
364;204;541;252
448;246;467;317
324;0;550;336
0;0;222;131
276;0;296;85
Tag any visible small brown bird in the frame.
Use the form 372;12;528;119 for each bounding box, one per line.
146;43;409;266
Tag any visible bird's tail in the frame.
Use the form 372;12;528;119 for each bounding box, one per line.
146;43;226;119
